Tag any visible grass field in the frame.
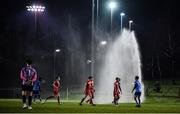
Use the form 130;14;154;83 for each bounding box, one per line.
0;96;180;113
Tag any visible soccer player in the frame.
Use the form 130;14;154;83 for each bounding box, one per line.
43;76;61;104
33;77;42;103
132;76;142;107
112;77;122;106
20;59;37;109
80;76;95;106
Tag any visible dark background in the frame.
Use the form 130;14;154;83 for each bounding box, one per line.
0;0;180;89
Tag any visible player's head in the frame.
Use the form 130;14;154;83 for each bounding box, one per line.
115;77;119;81
26;59;32;66
116;77;120;81
56;76;60;81
135;76;139;80
38;77;42;81
88;76;93;80
118;78;121;81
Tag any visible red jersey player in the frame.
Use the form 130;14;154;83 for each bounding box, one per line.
43;76;61;104
112;77;122;106
80;76;95;106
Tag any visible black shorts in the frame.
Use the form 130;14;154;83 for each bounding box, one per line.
22;85;33;92
134;92;141;97
33;90;40;95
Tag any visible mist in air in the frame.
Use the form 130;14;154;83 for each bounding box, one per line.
95;29;145;103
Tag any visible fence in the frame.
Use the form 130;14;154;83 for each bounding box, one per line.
0;88;21;98
144;79;180;97
0;86;84;100
0;81;180;99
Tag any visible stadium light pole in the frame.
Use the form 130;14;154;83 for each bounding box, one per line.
120;12;125;32
129;20;133;31
91;0;95;76
26;5;45;32
96;0;99;31
109;1;117;34
54;49;61;80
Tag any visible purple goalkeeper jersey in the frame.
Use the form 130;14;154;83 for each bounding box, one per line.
20;66;37;85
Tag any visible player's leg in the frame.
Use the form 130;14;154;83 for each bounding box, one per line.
44;90;59;104
112;97;115;104
114;96;117;105
134;93;138;106
54;92;60;105
113;92;118;105
115;95;120;105
22;91;26;103
57;96;60;104
22;85;27;109
37;92;42;102
85;97;90;103
85;94;92;104
134;97;138;106
27;85;33;109
33;95;37;103
43;95;55;104
112;92;116;104
33;91;37;102
137;96;141;106
89;96;93;104
22;91;27;108
54;90;60;104
85;93;93;105
80;95;87;105
28;92;33;109
56;94;60;104
86;95;93;104
113;91;115;103
35;91;42;102
89;93;95;106
137;92;141;107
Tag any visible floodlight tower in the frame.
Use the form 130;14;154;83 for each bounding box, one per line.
109;1;117;34
26;5;45;32
120;12;125;32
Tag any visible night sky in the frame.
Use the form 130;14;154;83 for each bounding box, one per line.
0;0;180;89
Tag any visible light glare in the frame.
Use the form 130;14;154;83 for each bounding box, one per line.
26;5;45;12
120;12;125;16
109;1;116;9
101;41;107;45
55;49;61;52
129;20;133;23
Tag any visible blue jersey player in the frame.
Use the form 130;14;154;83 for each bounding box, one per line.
132;76;142;107
33;77;42;103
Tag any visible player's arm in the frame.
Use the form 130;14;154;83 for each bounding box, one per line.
92;81;95;92
20;70;26;81
131;83;137;93
39;82;41;91
53;81;58;89
119;85;122;94
32;70;37;82
83;83;87;91
26;74;37;85
52;81;55;87
58;82;60;89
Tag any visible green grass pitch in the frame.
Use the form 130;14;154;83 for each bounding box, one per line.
0;97;180;113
